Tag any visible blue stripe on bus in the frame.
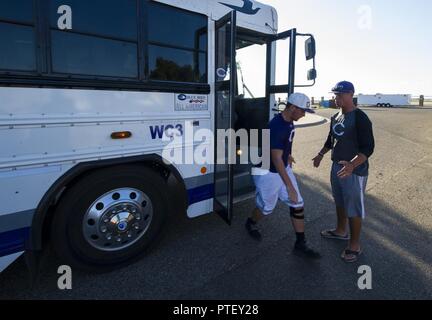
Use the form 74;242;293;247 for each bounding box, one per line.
0;185;215;257
188;184;214;205
0;227;30;258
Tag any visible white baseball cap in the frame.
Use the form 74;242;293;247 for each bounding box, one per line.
288;93;315;113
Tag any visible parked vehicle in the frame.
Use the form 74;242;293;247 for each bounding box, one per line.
357;94;412;107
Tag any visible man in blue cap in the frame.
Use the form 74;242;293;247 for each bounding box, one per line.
312;81;375;263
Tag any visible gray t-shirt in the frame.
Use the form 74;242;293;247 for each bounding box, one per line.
324;108;375;177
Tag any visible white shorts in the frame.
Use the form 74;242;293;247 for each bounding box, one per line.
252;166;304;215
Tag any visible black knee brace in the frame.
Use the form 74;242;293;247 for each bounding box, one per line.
290;207;305;220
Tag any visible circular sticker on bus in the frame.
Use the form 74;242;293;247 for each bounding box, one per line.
216;68;227;79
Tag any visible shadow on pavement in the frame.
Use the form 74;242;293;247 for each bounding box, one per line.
0;173;430;300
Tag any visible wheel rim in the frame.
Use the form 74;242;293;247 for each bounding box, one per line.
82;188;153;252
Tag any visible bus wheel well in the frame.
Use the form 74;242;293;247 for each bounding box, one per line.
34;156;187;252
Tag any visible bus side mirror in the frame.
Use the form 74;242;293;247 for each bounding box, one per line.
305;37;316;60
307;68;317;80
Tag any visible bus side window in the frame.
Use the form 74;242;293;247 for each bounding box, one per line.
147;2;208;83
0;0;36;72
49;0;139;78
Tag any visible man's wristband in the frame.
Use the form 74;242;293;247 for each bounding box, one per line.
318;152;325;157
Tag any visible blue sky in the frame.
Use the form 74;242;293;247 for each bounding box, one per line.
256;0;432;98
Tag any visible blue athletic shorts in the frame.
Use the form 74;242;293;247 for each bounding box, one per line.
331;162;368;219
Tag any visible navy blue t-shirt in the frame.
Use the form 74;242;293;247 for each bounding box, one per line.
269;114;295;173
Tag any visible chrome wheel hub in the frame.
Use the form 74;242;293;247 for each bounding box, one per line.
82;188;153;252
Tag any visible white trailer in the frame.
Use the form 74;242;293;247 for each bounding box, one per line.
357;94;412;107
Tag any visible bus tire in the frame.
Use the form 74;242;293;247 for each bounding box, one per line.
50;165;170;272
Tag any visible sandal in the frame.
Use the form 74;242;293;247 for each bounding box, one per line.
341;248;362;263
320;230;350;240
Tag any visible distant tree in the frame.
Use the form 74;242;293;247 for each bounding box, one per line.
150;58;199;82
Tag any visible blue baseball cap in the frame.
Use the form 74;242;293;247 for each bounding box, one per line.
331;81;355;94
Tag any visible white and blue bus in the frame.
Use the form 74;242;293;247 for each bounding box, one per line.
0;0;316;274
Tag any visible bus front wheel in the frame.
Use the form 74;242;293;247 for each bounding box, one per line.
51;165;170;272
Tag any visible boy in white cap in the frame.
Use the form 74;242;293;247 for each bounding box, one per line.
246;93;321;259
